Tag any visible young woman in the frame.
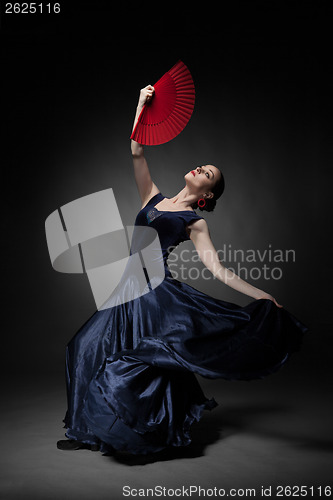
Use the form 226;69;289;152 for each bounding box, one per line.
57;85;307;454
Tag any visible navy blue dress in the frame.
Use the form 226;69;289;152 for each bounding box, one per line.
63;192;307;454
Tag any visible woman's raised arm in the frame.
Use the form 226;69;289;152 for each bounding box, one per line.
131;85;160;208
189;219;283;307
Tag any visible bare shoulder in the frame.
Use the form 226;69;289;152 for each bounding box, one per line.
140;183;161;209
186;217;209;239
188;217;209;232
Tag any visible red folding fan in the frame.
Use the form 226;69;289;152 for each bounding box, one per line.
131;60;195;146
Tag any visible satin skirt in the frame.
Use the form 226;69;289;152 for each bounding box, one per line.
63;270;307;454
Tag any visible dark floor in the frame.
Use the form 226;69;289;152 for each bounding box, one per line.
1;327;332;500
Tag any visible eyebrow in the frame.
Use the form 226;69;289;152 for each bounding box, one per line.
203;165;214;179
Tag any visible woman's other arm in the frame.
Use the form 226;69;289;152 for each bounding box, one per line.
131;85;160;208
189;219;283;307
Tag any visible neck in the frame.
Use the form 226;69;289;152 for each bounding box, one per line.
170;187;198;209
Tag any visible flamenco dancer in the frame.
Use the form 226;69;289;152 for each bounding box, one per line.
57;76;307;454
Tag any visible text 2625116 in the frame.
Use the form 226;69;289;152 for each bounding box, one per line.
5;3;60;14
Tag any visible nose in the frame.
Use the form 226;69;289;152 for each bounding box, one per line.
196;166;201;174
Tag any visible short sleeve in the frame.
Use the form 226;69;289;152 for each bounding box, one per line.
178;212;204;241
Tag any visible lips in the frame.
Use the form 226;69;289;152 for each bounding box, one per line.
191;170;195;176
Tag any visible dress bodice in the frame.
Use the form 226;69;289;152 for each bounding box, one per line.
134;192;203;264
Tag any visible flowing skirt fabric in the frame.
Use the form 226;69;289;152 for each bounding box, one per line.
63;271;307;454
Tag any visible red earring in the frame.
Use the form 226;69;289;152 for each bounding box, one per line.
198;198;206;208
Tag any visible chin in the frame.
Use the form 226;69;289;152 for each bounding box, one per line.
184;174;194;187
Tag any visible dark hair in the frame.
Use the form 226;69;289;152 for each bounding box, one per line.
192;168;225;212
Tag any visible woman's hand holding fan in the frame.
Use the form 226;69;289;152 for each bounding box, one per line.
139;85;155;107
131;61;195;146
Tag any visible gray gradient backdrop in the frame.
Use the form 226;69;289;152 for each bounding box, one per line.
1;1;333;499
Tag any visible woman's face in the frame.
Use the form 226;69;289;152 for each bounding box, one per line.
185;165;221;196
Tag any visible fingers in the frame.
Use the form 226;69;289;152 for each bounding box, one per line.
139;85;155;106
273;298;283;308
257;294;283;308
141;85;155;95
260;294;283;309
140;85;155;94
145;85;155;103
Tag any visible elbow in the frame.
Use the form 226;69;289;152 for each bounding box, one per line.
131;140;144;158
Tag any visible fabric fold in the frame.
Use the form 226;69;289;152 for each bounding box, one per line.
62;192;308;455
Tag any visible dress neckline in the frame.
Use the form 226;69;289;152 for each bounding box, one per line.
152;194;196;214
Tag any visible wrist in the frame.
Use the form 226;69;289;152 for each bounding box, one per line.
251;288;266;300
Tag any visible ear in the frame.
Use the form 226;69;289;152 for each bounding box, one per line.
205;192;214;200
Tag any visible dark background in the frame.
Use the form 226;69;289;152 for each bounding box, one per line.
1;1;333;497
1;0;331;372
